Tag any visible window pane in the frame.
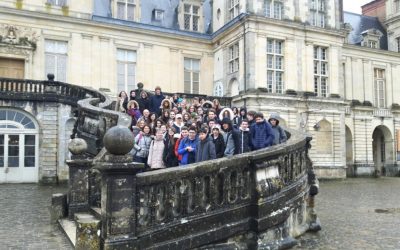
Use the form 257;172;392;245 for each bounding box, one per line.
14;112;24;123
184;14;191;30
25;135;35;146
25;146;35;156
117;49;125;61
8;156;19;167
192;59;200;71
127;51;136;62
0;135;3;145
0;157;3;167
25;157;35;167
0;110;5;120
117;2;125;19
127;5;135;21
184;58;191;70
7;111;16;121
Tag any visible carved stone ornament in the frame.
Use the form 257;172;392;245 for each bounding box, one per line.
0;24;39;50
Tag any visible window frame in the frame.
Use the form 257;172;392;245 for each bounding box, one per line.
309;0;326;28
266;38;285;94
116;48;137;93
228;43;239;74
374;68;386;108
313;46;329;97
44;39;68;82
116;0;136;21
265;0;283;20
184;58;201;94
229;0;240;20
183;4;200;31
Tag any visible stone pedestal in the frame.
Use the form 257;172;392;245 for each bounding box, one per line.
67;157;92;219
95;154;143;248
76;217;101;250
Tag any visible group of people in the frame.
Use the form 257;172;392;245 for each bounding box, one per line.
115;85;287;170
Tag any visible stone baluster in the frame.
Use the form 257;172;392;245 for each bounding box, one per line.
66;138;92;219
94;126;143;249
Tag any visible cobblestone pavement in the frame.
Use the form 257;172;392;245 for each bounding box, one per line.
0;184;72;250
1;178;400;249
295;177;400;250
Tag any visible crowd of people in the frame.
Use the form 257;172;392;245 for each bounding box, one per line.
115;85;287;170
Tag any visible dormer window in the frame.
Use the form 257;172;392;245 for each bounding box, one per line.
47;0;67;7
361;29;382;49
153;9;164;22
116;0;136;21
266;0;283;20
184;4;200;31
229;0;240;20
309;0;326;28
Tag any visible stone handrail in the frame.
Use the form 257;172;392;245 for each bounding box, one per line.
91;127;319;249
0;77;105;106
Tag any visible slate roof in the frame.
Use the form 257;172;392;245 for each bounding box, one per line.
343;11;387;50
93;0;212;34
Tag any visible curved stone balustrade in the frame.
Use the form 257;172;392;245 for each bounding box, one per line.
0;76;320;249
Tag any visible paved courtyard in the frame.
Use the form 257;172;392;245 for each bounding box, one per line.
0;184;72;250
1;178;400;249
295;177;400;249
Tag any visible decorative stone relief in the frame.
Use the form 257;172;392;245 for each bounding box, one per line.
0;24;39;50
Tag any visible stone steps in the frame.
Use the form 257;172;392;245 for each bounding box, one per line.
58;212;100;248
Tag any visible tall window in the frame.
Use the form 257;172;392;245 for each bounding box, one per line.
229;43;239;73
266;39;284;93
117;0;135;21
313;46;328;97
395;0;400;13
184;58;200;94
266;0;283;19
117;49;136;93
229;0;240;20
184;4;200;31
374;69;386;108
310;0;326;28
45;40;67;82
47;0;67;6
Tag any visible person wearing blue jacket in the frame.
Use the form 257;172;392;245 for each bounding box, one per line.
177;126;198;165
149;86;165;114
250;112;275;150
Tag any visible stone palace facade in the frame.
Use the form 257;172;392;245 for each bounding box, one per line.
1;0;400;182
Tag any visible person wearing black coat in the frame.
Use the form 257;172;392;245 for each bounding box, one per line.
211;127;225;158
162;128;179;167
137;91;150;114
149;86;165;114
232;119;252;155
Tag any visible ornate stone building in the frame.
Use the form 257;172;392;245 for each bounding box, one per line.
0;0;399;182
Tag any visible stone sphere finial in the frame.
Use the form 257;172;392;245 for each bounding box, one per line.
68;138;88;155
47;73;55;81
103;125;134;155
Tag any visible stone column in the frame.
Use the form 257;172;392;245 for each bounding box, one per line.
94;126;144;249
66;138;92;219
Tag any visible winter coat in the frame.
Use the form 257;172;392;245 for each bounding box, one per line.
178;137;198;165
127;108;141;120
149;93;165;113
174;136;185;162
233;127;251;154
172;122;184;134
137;96;150;113
134;133;153;158
268;114;288;145
147;138;165;169
250;120;275;150
221;118;235;156
212;134;225;158
115;97;128;113
163;137;179;167
196;138;216;163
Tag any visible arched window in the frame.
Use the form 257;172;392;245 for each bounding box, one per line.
0;109;39;183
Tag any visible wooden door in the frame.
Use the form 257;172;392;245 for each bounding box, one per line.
0;58;25;79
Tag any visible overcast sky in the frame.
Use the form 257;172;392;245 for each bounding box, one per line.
343;0;374;14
